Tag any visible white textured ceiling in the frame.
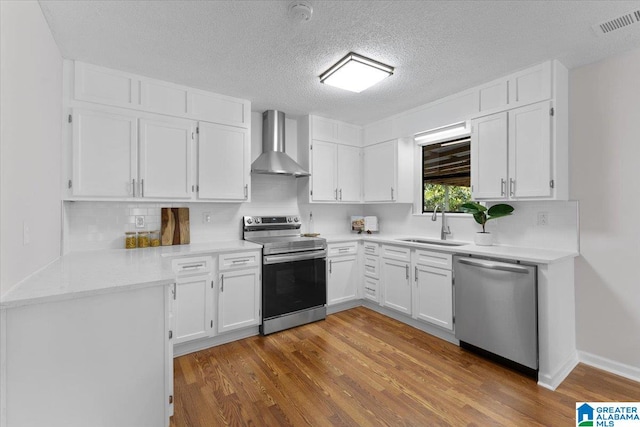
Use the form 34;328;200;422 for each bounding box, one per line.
39;0;640;125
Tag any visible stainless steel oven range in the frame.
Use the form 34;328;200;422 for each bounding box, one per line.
243;215;327;335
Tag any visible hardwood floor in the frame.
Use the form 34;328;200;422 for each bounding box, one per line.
171;307;640;426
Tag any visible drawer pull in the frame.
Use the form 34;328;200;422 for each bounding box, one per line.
180;263;205;271
232;258;251;264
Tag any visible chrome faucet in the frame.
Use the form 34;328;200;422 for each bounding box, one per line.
431;204;452;240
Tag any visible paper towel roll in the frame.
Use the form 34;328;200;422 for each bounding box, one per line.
364;216;378;232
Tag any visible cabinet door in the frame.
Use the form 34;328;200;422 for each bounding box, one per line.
174;275;213;344
364;140;397;202
414;265;453;330
337;145;361;202
198;122;249;201
508;62;552;107
509;101;552;198
218;269;260;333
381;259;411;315
72;108;137;197
139;118;194;199
327;255;358;305
311;140;338;201
471;112;508;200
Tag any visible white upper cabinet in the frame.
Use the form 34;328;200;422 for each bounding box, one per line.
478;80;509;114
73;61;250;128
364;140;396;202
472;100;554;201
508;61;552;108
475;61;552;117
337;144;361;202
363;139;413;203
310;140;338;201
300;115;363;203
310;116;362;146
508;101;552;198
138;117;194;199
72;108;138;197
140;79;189;117
470;112;508;200
188;90;249;129
310;141;361;203
74;62;138;109
197;122;249;201
66;61;252;201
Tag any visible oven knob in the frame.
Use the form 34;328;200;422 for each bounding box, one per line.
255;217;261;224
287;217;292;223
294;217;299;222
246;218;253;224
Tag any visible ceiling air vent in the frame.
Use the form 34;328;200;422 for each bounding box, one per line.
593;10;640;35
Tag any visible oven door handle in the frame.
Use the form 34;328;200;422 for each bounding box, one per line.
263;249;327;265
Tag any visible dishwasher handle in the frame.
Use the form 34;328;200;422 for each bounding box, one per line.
457;257;531;274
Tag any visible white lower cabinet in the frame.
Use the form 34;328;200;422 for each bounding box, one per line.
412;249;454;331
327;242;359;305
172;256;215;344
174;274;214;343
381;245;412;315
217;251;261;333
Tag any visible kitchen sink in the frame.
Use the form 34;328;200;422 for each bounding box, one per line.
397;238;467;247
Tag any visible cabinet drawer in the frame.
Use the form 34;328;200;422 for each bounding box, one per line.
363;242;380;256
171;256;213;275
219;251;260;271
414;250;452;270
328;241;358;256
363;277;379;303
363;256;380;279
381;245;411;262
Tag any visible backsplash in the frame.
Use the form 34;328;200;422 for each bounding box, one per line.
364;200;579;252
64;174;301;252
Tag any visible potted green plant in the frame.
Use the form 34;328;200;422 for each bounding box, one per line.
460;202;514;246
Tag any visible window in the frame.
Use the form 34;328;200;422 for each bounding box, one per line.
422;136;471;213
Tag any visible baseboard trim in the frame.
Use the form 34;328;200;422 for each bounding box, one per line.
327;299;361;315
538;353;579;390
174;327;260;357
578;350;640;384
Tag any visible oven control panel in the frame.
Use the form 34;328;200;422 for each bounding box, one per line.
243;216;300;227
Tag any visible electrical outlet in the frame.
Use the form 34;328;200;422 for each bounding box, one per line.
203;212;212;224
135;216;145;228
537;212;549;226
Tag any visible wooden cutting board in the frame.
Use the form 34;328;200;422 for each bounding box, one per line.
161;208;190;245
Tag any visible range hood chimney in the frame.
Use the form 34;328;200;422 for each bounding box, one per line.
251;110;310;178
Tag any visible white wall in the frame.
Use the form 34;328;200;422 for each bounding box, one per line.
0;1;63;294
570;47;640;374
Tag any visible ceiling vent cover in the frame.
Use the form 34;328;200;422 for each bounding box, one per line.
593;10;640;35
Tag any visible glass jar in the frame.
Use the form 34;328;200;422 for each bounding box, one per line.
150;230;160;247
137;231;150;248
125;232;137;249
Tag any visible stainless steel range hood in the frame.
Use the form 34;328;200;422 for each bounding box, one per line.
251;110;310;178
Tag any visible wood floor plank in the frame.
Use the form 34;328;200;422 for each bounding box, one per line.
171;307;640;426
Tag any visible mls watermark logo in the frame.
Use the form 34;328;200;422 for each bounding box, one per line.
576;402;640;426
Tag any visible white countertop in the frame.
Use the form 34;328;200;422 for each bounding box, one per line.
323;233;578;264
0;240;262;309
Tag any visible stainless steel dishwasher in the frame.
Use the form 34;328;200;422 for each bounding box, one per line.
453;255;538;376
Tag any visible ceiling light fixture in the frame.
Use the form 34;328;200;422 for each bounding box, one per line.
319;52;394;93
